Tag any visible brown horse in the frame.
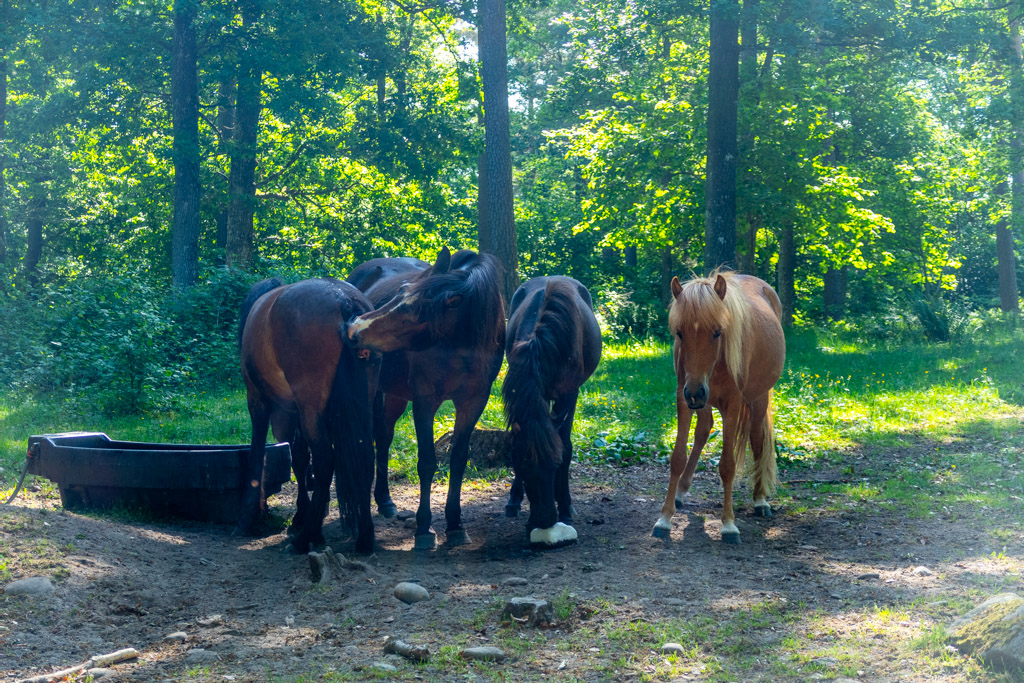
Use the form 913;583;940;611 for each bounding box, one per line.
502;276;601;547
652;271;785;544
237;278;380;554
347;247;505;550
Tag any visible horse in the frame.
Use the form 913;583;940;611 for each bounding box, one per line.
237;277;380;554
651;271;785;544
502;276;601;547
347;247;505;550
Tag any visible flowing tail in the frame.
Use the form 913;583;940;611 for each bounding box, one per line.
327;339;376;553
237;277;286;348
744;392;778;496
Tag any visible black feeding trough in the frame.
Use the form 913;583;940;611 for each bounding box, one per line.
24;432;292;524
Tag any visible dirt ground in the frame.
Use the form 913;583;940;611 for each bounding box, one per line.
1;454;1021;682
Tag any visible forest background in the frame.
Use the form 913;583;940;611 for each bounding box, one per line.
0;0;1022;417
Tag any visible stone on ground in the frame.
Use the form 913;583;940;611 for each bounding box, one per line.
394;582;430;604
502;597;553;626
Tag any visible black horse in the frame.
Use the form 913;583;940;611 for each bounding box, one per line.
237;278;380;554
347;247;505;550
502;276;601;547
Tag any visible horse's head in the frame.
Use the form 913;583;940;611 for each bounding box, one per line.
347;247;467;353
668;273;731;410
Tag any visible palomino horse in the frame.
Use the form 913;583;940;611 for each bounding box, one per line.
237;278;380;554
502;277;601;547
347;247;505;550
652;271;785;544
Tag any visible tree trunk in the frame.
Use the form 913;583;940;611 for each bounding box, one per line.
660;244;676;306
822;266;846;320
737;0;759;275
625;245;637;268
171;0;201;291
777;224;794;326
1004;11;1023;311
704;0;740;273
0;52;7;268
226;6;262;270
23;189;45;280
215;76;236;261
478;0;518;304
995;181;1019;311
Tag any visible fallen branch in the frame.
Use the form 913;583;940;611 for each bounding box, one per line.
16;648;139;683
384;635;430;662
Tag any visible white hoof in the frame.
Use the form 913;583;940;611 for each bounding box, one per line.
652;518;672;539
530;522;578;546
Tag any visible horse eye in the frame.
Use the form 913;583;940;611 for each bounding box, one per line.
713;329;722;339
675;330;683;340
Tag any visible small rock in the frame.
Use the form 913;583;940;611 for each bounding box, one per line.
856;572;880;580
3;576;55;596
912;566;934;576
196;614;224;628
661;643;687;656
84;668;115;679
502;597;553;626
811;656;838;667
185;649;221;664
461;646;507;662
403;518;418;529
396;510;416;520
394;582;430;604
164;631;188;643
372;661;398;672
502;577;529;587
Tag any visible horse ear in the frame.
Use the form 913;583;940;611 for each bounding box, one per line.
714;274;727;300
670;276;683;299
433;246;452;274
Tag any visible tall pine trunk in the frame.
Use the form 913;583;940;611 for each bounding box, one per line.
0;52;7;268
226;6;261;270
1003;11;1023;311
777;224;794;326
23;188;45;281
704;0;740;273
171;0;201;291
215;76;235;260
478;0;518;304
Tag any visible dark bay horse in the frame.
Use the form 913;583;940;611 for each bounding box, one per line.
237;278;380;554
502;277;601;547
347;247;505;550
652;271;785;544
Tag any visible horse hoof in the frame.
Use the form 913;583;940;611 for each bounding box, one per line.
722;531;741;545
414;532;437;551
377;502;398;519
505;504;521;518
753;504;772;519
529;522;578;548
652;525;671;539
446;529;472;547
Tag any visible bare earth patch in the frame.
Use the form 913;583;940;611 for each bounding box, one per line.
1;460;1021;682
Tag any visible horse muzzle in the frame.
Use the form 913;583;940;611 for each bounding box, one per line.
683;382;708;410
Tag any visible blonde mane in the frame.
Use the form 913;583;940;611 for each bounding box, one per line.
669;270;751;387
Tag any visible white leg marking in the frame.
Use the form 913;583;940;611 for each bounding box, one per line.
530;522;578;546
721;522;739;536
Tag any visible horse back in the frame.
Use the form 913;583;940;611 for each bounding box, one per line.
731;274;785;394
348;257;429;306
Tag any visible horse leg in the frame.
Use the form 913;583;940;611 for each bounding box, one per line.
554;392;579;524
505;475;525;518
411;396;442;550
236;391;271;536
748;394;777;519
443;391;490;547
675;408;713;510
653;394;694;539
718;406;743;544
373;392;406;518
291;419;334;554
271;412;307;535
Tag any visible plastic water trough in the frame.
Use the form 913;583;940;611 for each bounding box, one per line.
22;432;292;524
